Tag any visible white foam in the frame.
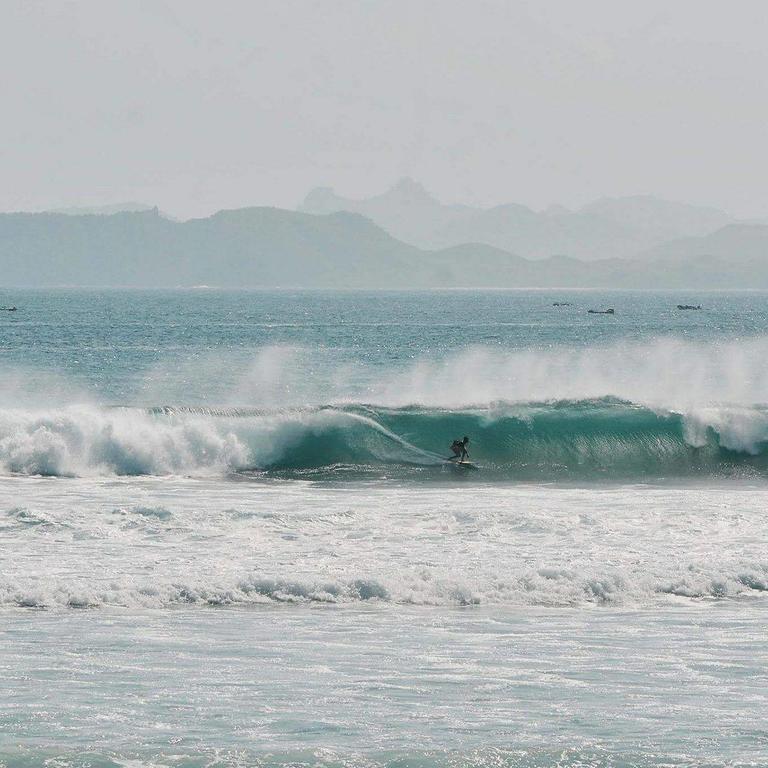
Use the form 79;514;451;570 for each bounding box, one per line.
1;479;767;610
0;406;251;476
682;406;768;454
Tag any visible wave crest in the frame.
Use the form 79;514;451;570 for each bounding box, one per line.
2;399;768;479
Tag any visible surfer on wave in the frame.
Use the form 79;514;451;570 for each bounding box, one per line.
450;436;470;462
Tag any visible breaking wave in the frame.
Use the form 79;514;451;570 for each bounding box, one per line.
2;398;768;479
3;562;768;610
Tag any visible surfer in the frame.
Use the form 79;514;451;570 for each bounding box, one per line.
450;436;470;462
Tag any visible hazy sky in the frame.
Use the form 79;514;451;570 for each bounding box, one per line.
2;0;768;219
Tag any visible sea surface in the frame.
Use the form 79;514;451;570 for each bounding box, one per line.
1;289;767;767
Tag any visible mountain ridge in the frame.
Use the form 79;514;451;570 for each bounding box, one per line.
1;204;768;289
300;178;736;260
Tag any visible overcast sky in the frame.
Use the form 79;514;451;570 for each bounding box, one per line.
2;0;767;219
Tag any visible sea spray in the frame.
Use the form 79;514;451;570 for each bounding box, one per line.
3;399;768;479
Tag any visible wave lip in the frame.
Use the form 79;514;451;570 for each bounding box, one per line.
3;399;768;479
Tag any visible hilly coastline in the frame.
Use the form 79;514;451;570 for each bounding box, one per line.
1;197;767;288
301;178;734;261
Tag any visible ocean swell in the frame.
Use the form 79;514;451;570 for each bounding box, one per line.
2;399;768;479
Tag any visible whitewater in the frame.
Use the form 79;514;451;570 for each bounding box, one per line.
1;288;767;767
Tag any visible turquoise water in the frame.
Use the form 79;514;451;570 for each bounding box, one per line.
1;290;767;766
4;289;768;480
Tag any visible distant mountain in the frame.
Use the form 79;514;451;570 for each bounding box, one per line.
0;207;539;288
300;179;735;261
47;202;158;216
302;178;477;253
0;207;417;288
1;206;766;289
631;223;768;287
582;195;732;241
437;202;654;261
640;223;768;261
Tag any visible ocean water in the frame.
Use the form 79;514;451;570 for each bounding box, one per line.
1;289;767;767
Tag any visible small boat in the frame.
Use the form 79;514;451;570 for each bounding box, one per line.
0;306;17;312
587;308;614;315
677;304;701;310
552;302;572;307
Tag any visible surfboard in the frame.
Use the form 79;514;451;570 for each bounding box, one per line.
447;460;479;470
